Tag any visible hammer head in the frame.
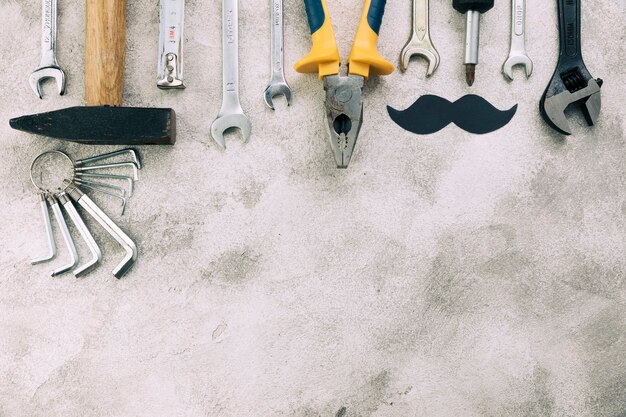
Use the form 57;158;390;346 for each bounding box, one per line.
10;106;176;145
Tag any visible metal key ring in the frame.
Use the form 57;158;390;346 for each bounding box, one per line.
30;150;75;193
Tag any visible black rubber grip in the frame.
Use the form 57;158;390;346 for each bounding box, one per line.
453;0;494;14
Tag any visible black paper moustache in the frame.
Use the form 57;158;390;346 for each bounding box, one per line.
387;94;518;135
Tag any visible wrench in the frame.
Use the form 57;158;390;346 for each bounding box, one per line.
539;0;602;135
211;0;252;149
157;0;185;89
263;0;292;110
399;0;440;77
29;0;66;99
502;0;533;80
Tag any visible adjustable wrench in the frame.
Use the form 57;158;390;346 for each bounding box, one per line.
400;0;440;77
157;0;185;89
502;0;532;80
263;0;292;109
29;0;66;98
539;0;602;135
211;0;252;148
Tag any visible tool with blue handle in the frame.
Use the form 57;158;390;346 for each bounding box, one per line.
295;0;393;168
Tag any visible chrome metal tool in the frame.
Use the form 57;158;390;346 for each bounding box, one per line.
400;0;440;77
29;0;66;98
158;0;185;89
211;0;252;148
502;0;532;80
263;0;292;109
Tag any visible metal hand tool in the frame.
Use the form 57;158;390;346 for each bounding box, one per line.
539;0;602;135
502;0;532;80
453;0;494;86
263;0;292;109
29;0;66;98
12;0;176;145
75;172;134;197
48;194;79;277
294;0;393;168
74;162;139;181
158;0;185;88
75;149;141;169
74;179;127;215
400;0;440;77
74;178;127;198
211;0;252;148
31;193;57;265
57;192;102;277
66;182;137;279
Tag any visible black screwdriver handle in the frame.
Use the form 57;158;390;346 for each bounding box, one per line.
452;0;494;14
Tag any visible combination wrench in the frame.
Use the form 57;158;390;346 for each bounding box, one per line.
263;0;292;109
157;0;185;89
502;0;533;80
399;0;440;77
29;0;66;99
211;0;252;148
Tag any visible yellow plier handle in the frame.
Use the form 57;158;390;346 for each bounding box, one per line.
294;0;394;79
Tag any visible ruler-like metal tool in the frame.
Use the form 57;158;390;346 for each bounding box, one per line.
158;0;185;89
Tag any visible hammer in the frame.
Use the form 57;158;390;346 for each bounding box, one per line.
10;0;176;145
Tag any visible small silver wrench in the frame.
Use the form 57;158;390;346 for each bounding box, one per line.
502;0;532;80
263;0;292;110
157;0;185;89
399;0;440;77
29;0;66;98
211;0;252;149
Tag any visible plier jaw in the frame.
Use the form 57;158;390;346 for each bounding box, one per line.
323;74;364;169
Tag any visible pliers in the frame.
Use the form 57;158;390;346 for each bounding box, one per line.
295;0;394;168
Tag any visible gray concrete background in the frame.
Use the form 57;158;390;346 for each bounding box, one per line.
0;0;625;415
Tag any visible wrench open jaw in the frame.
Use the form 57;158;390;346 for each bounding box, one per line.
211;112;252;150
502;54;533;81
400;41;440;77
540;79;602;136
263;81;292;110
29;67;66;99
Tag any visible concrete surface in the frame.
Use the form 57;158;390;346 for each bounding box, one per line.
0;0;625;416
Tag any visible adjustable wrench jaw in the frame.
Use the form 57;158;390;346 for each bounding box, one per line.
540;79;602;136
323;74;364;169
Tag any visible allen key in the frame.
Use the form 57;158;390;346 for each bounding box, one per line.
48;194;78;277
57;192;102;277
75;149;142;169
65;182;137;278
31;193;57;265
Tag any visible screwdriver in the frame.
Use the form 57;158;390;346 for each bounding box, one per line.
453;0;494;86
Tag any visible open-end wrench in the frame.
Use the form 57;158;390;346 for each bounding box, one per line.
399;0;440;77
211;0;252;149
29;0;66;99
48;194;78;277
65;182;137;279
57;192;102;277
502;0;532;80
31;193;57;265
539;0;602;135
263;0;292;109
157;0;185;89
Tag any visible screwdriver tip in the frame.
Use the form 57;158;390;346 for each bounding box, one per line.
465;64;475;86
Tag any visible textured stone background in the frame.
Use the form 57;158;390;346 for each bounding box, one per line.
0;0;625;416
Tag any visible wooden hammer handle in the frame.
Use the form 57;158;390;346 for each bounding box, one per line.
85;0;126;106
